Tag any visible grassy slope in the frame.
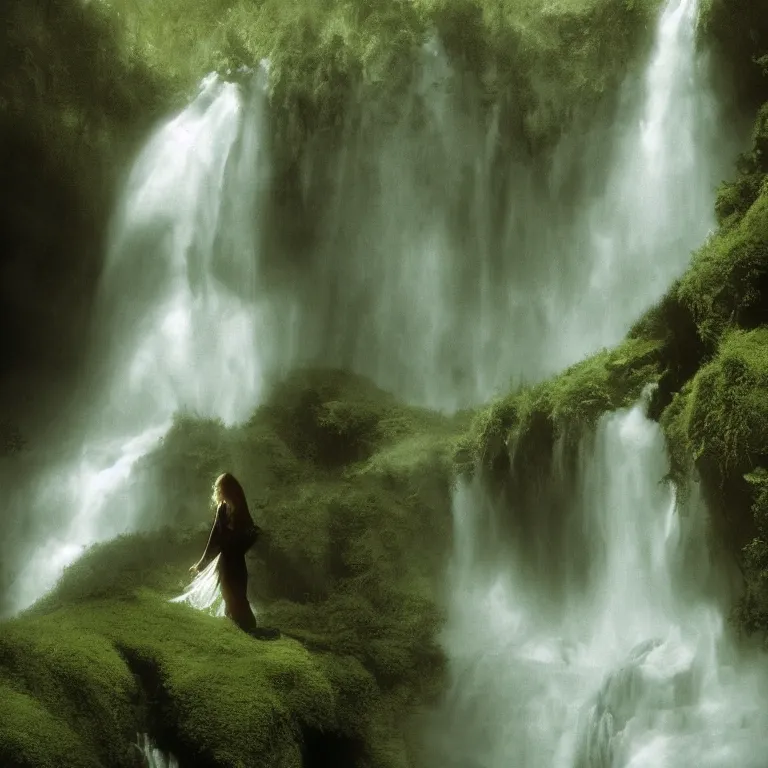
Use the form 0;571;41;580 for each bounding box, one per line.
1;369;468;767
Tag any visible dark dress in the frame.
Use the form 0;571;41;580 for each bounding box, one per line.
199;501;261;633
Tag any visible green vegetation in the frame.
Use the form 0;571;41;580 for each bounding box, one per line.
4;0;768;761
86;0;661;150
664;329;768;480
737;468;768;634
699;0;768;109
6;368;467;766
1;0;168;381
678;107;768;346
0;597;356;767
462;336;663;480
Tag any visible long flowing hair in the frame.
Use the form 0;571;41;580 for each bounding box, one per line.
211;472;251;527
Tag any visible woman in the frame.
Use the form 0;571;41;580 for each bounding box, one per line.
190;472;279;639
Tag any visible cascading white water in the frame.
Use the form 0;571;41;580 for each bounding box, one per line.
139;733;179;768
279;0;732;411
6;66;273;615
2;1;761;764
425;395;768;767
577;0;721;344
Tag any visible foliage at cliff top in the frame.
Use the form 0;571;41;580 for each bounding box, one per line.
88;0;661;147
461;336;664;478
6;368;467;767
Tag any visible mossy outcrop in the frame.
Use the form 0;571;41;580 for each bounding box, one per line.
461;336;664;482
1;597;360;768
2;368;467;767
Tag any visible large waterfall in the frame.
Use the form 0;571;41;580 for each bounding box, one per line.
3;0;732;615
274;0;729;410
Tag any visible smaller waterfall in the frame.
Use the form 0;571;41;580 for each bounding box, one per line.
424;394;768;767
6;65;274;615
139;733;179;768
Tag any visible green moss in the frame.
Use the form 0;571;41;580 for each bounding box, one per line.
31;529;205;611
682;199;768;341
0;684;97;768
659;381;695;485
87;0;659;155
676;329;768;474
736;468;768;629
11;368;462;766
2;598;341;767
466;336;663;475
0;619;140;767
675;96;768;382
2;589;439;767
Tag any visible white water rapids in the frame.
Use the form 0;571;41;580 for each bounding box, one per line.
2;0;767;764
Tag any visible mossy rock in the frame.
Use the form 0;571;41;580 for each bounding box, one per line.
463;336;663;478
6;564;441;767
0;597;361;768
659;328;768;567
0;619;141;767
669;329;768;475
10;368;462;766
679;126;768;345
0;684;99;768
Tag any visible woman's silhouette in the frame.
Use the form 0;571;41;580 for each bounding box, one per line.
190;472;279;639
